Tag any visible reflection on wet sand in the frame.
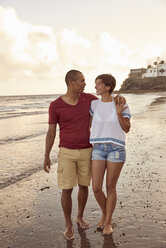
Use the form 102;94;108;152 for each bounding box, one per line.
103;235;117;248
64;224;117;248
77;224;91;248
66;239;74;248
96;227;117;248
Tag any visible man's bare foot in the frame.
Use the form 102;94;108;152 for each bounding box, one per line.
103;224;113;235
97;214;106;229
63;226;74;240
77;217;89;229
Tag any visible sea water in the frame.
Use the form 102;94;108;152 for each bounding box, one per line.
0;92;165;189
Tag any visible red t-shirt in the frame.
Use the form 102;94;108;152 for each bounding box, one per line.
49;93;97;149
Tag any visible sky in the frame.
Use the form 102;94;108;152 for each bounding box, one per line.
0;0;166;95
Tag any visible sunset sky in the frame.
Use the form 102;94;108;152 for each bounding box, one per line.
0;0;166;95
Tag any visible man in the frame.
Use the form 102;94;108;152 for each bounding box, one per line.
43;70;125;240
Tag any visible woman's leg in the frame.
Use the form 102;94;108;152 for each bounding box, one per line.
103;161;124;235
92;160;107;228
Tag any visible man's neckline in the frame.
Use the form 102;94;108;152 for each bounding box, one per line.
60;94;81;106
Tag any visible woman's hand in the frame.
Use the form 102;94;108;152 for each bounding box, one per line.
114;94;126;106
116;102;128;116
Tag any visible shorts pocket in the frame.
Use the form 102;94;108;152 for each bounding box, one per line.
57;167;63;173
116;148;126;161
115;151;120;159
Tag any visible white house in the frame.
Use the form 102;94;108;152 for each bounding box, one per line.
157;63;166;76
142;61;166;78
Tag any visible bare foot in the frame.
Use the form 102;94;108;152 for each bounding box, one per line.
97;214;106;229
63;226;74;240
103;224;113;235
77;217;89;229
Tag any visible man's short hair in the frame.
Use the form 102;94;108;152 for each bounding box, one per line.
65;70;82;85
95;74;116;94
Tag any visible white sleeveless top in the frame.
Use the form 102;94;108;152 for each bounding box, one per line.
89;98;131;146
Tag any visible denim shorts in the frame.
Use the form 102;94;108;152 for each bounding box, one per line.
92;143;126;163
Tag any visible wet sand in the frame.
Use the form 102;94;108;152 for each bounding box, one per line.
0;97;166;248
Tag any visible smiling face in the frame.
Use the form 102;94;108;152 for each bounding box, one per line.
72;72;86;93
95;79;111;95
95;74;116;96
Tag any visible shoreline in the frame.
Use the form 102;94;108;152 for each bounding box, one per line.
1;97;166;248
0;90;166;98
115;89;166;94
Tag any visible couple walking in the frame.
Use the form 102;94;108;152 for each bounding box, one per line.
43;70;131;240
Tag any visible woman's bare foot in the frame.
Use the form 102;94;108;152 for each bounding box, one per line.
77;217;89;229
97;214;106;229
103;224;113;235
63;226;74;240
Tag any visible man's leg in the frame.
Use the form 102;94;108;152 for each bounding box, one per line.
76;148;92;229
61;188;74;240
58;147;78;239
77;184;89;229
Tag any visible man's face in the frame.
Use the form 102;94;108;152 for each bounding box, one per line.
72;73;86;93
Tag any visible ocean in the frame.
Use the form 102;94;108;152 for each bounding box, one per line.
0;92;165;189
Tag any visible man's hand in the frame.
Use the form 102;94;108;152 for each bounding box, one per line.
114;94;126;106
43;124;56;173
43;156;51;173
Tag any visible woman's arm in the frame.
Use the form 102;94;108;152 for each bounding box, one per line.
116;103;131;133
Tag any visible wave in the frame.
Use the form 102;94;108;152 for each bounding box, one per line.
0;101;50;111
0;159;57;189
0;110;47;120
0;96;56;120
0;132;46;145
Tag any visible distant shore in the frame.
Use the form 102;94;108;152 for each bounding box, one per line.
115;89;166;94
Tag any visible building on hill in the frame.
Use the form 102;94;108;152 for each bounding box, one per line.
119;59;166;92
128;60;166;79
129;68;146;78
142;61;166;78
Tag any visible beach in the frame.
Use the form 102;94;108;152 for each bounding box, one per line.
0;93;166;248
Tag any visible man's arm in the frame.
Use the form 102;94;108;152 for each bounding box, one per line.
89;115;92;128
43;124;57;173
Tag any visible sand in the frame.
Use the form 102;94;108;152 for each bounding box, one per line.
0;97;166;248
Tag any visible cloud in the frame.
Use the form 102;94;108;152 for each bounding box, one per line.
0;6;58;82
101;32;126;56
0;6;165;94
0;7;93;87
61;29;91;48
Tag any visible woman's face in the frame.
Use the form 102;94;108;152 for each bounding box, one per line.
95;79;110;95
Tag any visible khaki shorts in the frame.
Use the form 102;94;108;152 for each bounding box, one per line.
57;147;92;189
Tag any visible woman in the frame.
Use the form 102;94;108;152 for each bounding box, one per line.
90;74;131;235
